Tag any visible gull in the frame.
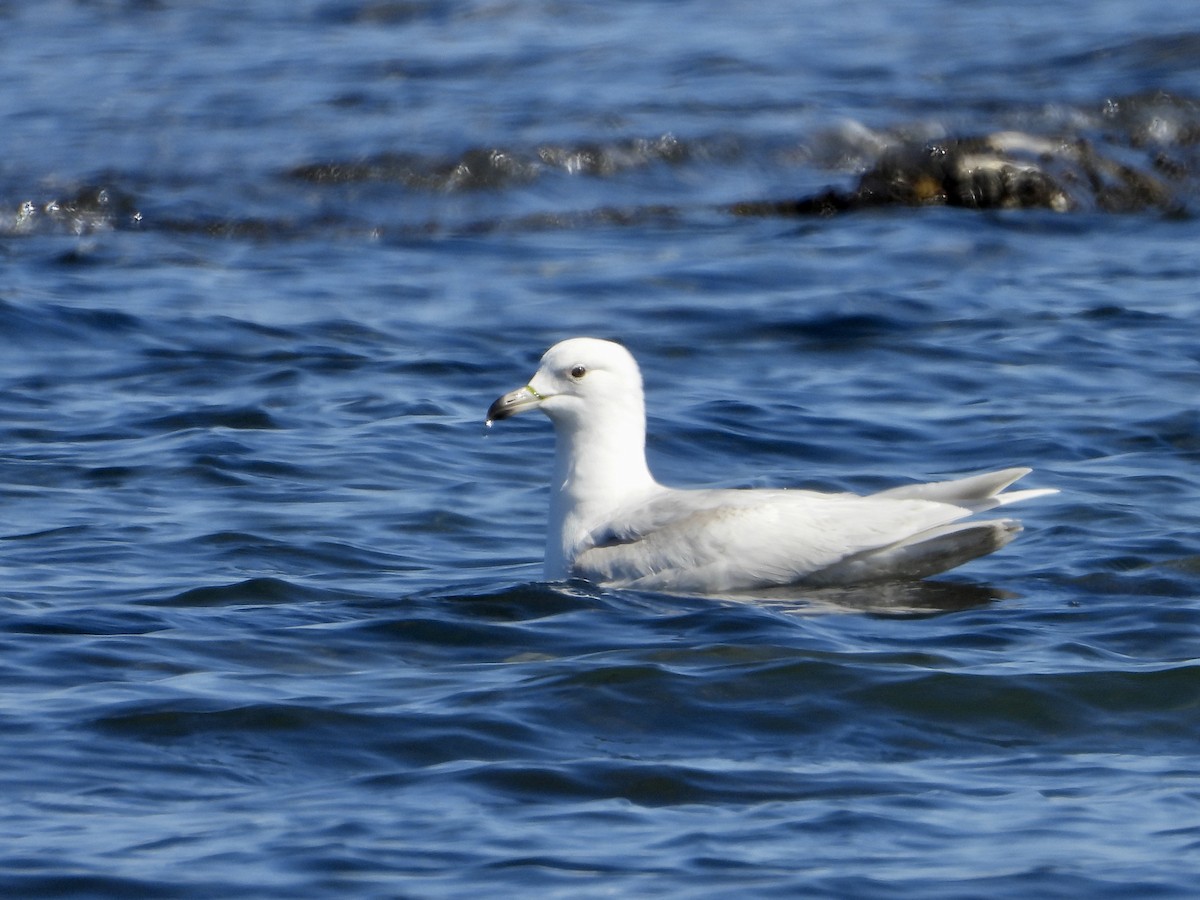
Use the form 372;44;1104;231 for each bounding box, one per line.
487;337;1055;593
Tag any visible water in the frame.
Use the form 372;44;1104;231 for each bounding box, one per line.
3;1;1200;897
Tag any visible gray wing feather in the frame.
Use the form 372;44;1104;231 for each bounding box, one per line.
572;469;1054;592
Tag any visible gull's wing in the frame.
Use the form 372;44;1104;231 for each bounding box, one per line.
572;469;1052;593
572;489;971;591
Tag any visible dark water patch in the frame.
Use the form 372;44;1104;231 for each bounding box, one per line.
1077;603;1200;663
137;406;280;433
1055;34;1200;85
0;873;171;900
1126;409;1200;458
92;701;381;741
777;312;919;348
295;318;397;352
180;458;249;488
0;297;149;353
455;203;688;237
91;693;551;774
289;148;536;191
75;464;142;487
181;530;415;578
287;134;694;191
149;577;329;608
0;524;92;544
459;759;841;807
1;607;168;638
816;871;1193;900
1066;569;1200;600
135;349;375;392
853;665;1200;752
341;611;565;663
504;653;874;755
439;582;601;622
386;356;492;379
329;584;711;667
314;0;456;27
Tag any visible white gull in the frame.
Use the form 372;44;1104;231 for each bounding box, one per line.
487;337;1055;593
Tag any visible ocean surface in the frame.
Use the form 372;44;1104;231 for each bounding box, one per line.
3;1;1200;897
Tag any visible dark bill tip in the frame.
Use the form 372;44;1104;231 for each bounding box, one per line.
486;394;516;423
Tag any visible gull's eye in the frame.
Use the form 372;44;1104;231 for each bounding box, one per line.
569;365;587;379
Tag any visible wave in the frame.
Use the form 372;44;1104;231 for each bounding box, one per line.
5;92;1199;240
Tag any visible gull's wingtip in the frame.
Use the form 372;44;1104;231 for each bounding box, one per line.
992;485;1060;507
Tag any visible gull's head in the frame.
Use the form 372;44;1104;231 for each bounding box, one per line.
486;337;644;431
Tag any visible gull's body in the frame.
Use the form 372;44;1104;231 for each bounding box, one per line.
487;338;1055;593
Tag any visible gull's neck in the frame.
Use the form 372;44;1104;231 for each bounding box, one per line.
544;403;657;579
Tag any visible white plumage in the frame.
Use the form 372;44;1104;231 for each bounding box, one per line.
487;338;1055;593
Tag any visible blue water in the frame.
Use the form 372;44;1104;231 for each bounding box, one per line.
4;1;1200;897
